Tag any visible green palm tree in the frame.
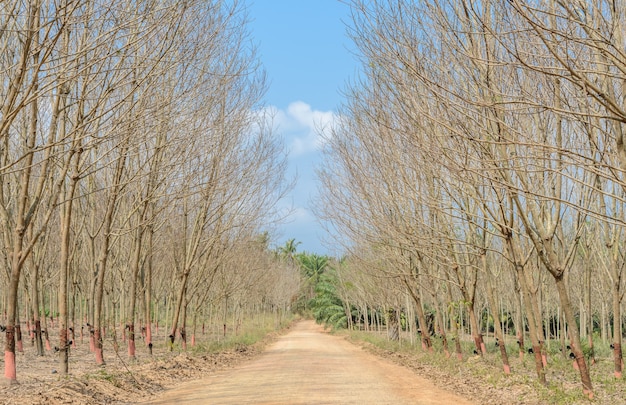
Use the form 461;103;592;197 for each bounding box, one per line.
277;238;300;264
310;267;347;329
298;253;328;284
294;253;329;314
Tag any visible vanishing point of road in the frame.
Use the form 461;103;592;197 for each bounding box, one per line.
146;320;473;404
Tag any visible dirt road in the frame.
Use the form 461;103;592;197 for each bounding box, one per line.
145;320;473;404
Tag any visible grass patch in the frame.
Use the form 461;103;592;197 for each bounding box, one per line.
189;313;298;354
342;329;626;404
87;368;121;387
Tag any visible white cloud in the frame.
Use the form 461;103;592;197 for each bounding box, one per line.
254;101;336;254
290;206;314;222
262;101;336;157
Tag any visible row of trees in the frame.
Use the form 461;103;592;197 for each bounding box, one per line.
0;0;296;384
318;0;626;399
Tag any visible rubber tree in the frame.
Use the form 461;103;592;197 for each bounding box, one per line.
164;4;289;344
0;0;83;383
505;0;626;385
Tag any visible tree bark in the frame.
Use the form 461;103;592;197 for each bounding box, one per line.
516;265;546;385
170;271;190;349
554;275;593;397
485;275;510;374
613;283;623;378
406;284;431;350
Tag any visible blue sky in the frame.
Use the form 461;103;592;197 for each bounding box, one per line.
248;1;357;256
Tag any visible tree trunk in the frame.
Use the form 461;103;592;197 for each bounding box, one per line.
15;318;23;354
387;308;399;342
404;279;432;350
143;225;154;352
434;303;449;357
525;270;547;367
613;282;623;378
127;228;145;360
516;266;546;385
31;264;44;356
554;275;593;397
59;152;80;373
466;300;484;355
444;272;463;360
363;304;369;331
181;302;188;351
5;227;26;383
170;271;190;349
93;141;129;365
486;278;510;374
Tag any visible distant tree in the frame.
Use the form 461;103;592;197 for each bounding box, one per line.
310;266;348;330
278;239;301;264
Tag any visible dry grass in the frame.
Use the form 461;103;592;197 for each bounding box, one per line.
342;329;624;405
0;314;296;405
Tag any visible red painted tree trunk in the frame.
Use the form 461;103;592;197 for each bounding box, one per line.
614;343;623;379
128;323;136;359
467;302;485;355
4;326;16;382
94;329;104;365
145;324;152;348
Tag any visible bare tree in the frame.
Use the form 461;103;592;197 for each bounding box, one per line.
317;0;626;397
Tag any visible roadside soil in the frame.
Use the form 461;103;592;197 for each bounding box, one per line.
145;320;473;404
0;325;269;405
3;320;603;404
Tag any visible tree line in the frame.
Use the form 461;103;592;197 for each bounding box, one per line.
317;0;626;399
0;0;297;384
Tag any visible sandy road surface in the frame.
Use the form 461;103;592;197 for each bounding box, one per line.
145;320;474;404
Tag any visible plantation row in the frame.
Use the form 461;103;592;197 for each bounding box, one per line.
315;0;626;399
0;0;297;384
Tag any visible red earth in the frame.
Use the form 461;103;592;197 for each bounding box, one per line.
146;320;474;404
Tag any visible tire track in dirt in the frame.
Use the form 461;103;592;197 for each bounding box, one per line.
145;320;474;404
